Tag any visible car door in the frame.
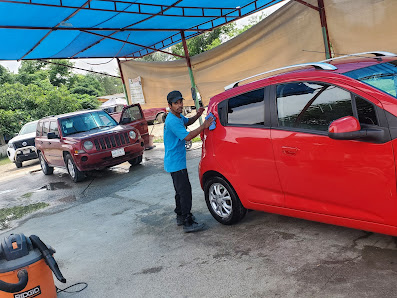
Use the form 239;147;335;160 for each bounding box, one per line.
270;81;397;225
120;104;149;144
213;87;284;207
45;120;64;166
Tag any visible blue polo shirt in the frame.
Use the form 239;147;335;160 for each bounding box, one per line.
164;113;189;173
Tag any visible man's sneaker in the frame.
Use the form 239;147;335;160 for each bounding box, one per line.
183;215;205;233
176;214;195;226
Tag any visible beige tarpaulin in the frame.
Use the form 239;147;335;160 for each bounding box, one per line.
120;0;397;108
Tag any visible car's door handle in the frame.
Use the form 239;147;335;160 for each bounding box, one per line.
282;146;299;155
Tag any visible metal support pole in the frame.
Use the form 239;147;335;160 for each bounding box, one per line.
181;30;203;124
116;58;130;105
317;0;332;59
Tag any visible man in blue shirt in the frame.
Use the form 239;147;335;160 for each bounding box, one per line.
164;90;213;233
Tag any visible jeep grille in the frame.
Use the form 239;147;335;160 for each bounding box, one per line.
93;132;131;150
14;137;35;148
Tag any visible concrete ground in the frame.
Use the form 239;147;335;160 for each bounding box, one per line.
1;140;397;297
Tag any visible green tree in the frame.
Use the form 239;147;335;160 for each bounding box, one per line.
47;59;74;87
0;65;14;85
69;74;105;97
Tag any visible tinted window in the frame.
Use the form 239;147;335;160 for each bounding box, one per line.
227;88;265;125
356;96;378;126
49;121;59;137
277;82;353;131
60;111;118;136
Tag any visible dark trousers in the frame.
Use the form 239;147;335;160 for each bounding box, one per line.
171;169;192;217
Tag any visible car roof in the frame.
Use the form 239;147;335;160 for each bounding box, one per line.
39;109;104;121
213;55;397;103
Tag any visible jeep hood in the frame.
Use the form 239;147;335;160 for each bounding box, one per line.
9;132;36;144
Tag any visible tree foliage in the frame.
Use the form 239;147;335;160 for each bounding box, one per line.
0;60;123;137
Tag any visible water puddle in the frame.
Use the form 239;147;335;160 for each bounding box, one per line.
39;182;71;191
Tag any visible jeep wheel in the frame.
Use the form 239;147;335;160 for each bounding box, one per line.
65;154;85;182
39;152;54;175
128;155;143;166
15;161;22;168
204;176;247;225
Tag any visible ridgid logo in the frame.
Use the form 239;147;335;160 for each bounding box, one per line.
14;286;41;298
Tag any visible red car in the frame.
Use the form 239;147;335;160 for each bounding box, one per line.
199;51;397;236
35;104;148;182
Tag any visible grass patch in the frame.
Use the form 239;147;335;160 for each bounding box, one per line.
0;202;49;230
153;136;202;143
21;192;33;199
192;136;201;143
0;156;11;166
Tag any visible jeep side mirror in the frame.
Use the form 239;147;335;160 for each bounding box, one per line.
120;117;131;125
328;116;386;143
47;132;59;139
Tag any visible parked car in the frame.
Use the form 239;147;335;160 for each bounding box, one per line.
199;51;397;237
35;104;148;182
7;120;39;168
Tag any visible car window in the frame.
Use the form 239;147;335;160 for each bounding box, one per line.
43;121;50;136
227;88;265;126
121;105;143;123
60;111;118;136
49;121;59;137
356;96;378;126
36;121;43;137
276;82;353;131
19;121;37;135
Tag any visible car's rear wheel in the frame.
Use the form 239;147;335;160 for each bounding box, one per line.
15;161;22;168
65;154;85;182
156;113;165;123
39;152;53;175
204;176;247;225
128;155;143;166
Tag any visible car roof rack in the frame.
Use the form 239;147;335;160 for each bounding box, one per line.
224;62;337;90
320;51;397;63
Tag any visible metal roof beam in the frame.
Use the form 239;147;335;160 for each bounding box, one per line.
0;26;210;32
0;0;241;17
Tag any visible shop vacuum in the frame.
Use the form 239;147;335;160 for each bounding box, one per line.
0;233;66;298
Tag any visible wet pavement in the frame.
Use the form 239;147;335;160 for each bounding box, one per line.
1;143;397;297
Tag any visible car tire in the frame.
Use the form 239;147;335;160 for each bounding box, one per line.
156;113;165;123
39;152;54;175
204;176;247;225
65;154;85;182
15;161;22;168
128;155;143;166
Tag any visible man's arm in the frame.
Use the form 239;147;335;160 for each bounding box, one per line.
184;116;213;141
186;107;204;126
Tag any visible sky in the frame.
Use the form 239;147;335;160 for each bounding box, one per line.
0;1;287;77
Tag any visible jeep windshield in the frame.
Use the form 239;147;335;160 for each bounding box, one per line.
60;111;118;136
344;60;397;99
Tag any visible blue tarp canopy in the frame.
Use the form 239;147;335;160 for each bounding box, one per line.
0;0;284;60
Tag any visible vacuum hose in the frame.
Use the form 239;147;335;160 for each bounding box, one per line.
0;269;28;293
29;235;66;283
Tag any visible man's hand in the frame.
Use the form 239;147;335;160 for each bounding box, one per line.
202;115;214;129
197;107;205;117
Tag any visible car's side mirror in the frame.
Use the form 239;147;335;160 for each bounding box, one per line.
47;132;59;139
120;117;131;125
328;116;386;143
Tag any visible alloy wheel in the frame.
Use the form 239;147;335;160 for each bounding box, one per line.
209;182;232;218
67;159;75;179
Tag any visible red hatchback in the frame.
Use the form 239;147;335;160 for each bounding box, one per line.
199;51;397;236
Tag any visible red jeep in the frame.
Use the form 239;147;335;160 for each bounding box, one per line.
35;104;148;182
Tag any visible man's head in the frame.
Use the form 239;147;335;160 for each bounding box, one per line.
167;90;184;115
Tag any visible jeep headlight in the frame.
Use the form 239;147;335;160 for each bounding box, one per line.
8;142;14;149
83;141;93;150
129;130;136;139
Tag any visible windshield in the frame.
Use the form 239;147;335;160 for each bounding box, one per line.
19;121;37;135
60;111;118;136
344;60;397;99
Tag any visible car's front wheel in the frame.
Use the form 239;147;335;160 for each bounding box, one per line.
15;161;22;168
65;154;85;182
39;152;53;175
204;176;247;225
128;155;143;166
